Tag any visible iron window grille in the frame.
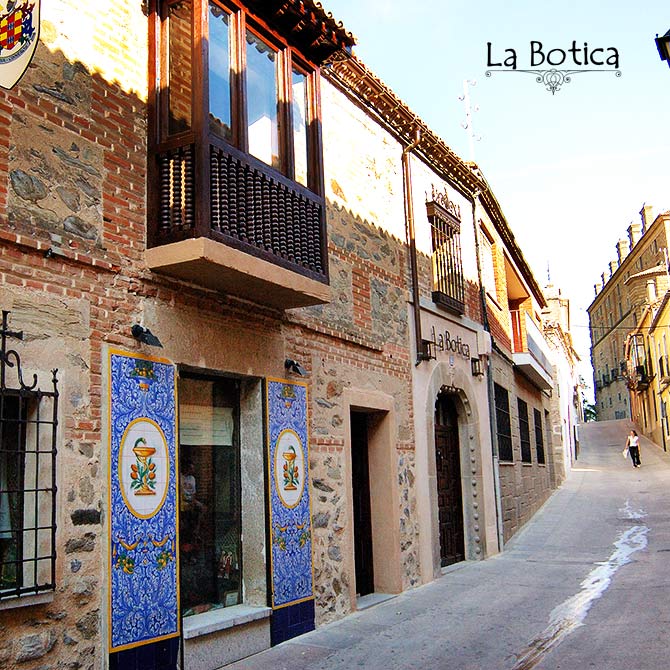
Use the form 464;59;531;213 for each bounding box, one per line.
0;311;58;601
426;188;465;315
494;383;513;462
534;408;545;465
518;398;531;463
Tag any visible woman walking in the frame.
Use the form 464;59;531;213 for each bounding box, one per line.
625;430;642;468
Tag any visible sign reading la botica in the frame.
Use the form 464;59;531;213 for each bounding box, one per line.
485;39;621;94
0;0;40;89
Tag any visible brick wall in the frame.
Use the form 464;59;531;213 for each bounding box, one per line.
0;4;423;667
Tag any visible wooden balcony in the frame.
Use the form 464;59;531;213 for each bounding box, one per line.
510;310;554;390
627;364;651;392
146;136;330;310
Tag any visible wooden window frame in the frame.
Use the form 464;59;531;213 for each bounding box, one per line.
178;372;242;613
152;0;324;195
518;398;532;463
147;0;329;282
494;383;513;463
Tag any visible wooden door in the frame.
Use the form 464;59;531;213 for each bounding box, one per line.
350;412;374;597
435;394;465;567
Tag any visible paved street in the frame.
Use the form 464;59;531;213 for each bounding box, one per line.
227;420;670;669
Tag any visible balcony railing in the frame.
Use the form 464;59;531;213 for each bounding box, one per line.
146;135;330;310
152;136;327;280
510;310;554;390
627;364;651;392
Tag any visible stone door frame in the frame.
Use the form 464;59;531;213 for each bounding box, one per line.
342;388;402;608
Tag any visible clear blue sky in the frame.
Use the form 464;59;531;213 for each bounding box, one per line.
330;0;670;396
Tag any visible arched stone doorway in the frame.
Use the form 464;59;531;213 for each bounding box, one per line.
434;392;465;567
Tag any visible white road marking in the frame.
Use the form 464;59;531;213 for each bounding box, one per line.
619;499;646;520
511;521;649;670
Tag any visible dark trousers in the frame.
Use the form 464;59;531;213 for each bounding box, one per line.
629;446;641;466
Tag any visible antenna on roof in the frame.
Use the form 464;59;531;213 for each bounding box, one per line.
458;79;481;162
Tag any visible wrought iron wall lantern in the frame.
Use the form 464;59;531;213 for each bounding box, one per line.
471;357;484;377
656;30;670;68
420;339;438;361
284;359;307;376
131;324;163;348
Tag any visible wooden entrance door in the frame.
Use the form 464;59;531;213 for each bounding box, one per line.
350;412;374;597
435;394;465;567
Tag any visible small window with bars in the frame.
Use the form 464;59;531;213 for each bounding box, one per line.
534;408;545;465
0;312;58;601
518;398;532;463
494;383;513;462
426;193;465;315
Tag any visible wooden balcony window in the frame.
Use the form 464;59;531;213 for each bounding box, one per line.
146;0;353;299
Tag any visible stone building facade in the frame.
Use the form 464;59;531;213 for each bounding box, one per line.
637;290;670;450
0;2;573;670
589;206;670;424
622;265;670;446
473;178;556;544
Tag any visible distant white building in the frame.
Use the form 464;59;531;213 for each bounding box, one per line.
543;282;582;484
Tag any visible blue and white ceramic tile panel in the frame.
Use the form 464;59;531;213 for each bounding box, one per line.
267;379;313;608
109;351;179;651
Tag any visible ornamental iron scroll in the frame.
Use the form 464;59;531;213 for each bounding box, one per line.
2;311;37;392
485;68;621;95
0;310;59;600
426;185;462;223
0;309;59;397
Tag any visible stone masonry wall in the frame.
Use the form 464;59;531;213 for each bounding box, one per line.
494;357;552;544
0;5;424;669
0;2;149;666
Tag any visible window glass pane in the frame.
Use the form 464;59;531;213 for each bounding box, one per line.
292;68;308;186
208;3;232;140
494;383;513;462
0;398;24;593
518;398;531;463
179;377;240;616
246;30;279;169
534;408;545;464
167;0;192;136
